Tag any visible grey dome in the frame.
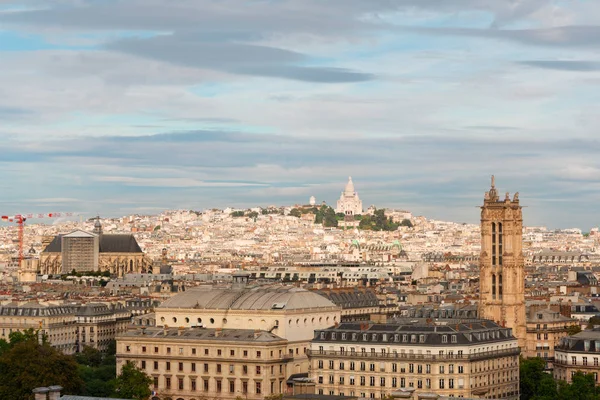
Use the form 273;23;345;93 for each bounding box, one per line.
160;285;337;311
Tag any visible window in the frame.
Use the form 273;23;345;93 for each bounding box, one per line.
217;349;222;356
154;346;159;353
380;377;386;387
318;376;324;384
256;366;261;374
370;376;375;386
231;350;235;356
392;377;397;387
216;380;222;392
166;362;170;371
417;365;422;374
205;349;209;355
426;379;431;389
583;357;588;366
243;365;248;375
449;364;454;373
191;363;196;372
191;379;196;391
141;360;146;369
439;379;445;389
340;376;345;384
166;347;171;354
142;346;146;353
204;379;209;392
153;377;158;388
204;363;209;373
244;350;248;357
256;382;261;394
409;364;414;373
257;351;262;358
458;366;464;374
165;377;171;390
392;363;397;373
153;361;158;370
179;362;183;372
179;378;184;390
230;381;235;393
318;360;323;369
439;365;445;374
350;362;355;371
179;347;183;355
449;379;454;389
126;345;131;352
330;360;335;369
192;348;196;355
350;377;355;385
572;356;577;365
340;362;345;370
401;378;405;388
426;364;431;374
217;364;222;373
360;376;366;386
329;375;334;384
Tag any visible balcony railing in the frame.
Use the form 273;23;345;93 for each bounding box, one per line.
307;348;521;361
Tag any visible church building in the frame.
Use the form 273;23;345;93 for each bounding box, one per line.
38;218;153;277
478;176;527;349
335;176;363;216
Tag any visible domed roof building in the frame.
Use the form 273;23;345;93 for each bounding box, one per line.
336;176;363;216
156;276;340;343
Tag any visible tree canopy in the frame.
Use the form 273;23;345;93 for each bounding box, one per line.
0;329;83;400
113;360;153;400
359;209;399;231
520;357;600;400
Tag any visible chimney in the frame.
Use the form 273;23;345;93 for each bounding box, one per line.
163;324;169;336
178;327;184;336
48;386;63;400
32;387;49;400
254;329;261;339
215;328;222;338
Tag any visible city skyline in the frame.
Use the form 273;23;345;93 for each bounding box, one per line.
2;1;600;228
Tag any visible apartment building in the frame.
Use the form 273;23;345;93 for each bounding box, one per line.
117;327;292;400
309;319;520;400
554;329;600;384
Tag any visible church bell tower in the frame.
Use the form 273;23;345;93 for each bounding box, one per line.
479;176;526;349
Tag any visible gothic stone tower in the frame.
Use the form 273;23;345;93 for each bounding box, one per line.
479;176;527;349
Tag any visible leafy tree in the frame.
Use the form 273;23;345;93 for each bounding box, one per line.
588;316;600;329
75;346;103;367
520;357;554;400
289;208;302;218
359;209;399;231
112;360;152;400
0;332;83;399
314;205;338;227
246;211;259;219
400;218;413;228
566;324;582;335
231;211;245;217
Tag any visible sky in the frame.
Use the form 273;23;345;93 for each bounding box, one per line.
1;1;600;229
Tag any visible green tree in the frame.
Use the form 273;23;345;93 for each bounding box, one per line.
0;333;83;399
400;218;413;228
566;324;582;335
231;211;245;217
75;346;103;367
289;208;302;218
520;357;556;400
246;211;259;219
112;360;152;400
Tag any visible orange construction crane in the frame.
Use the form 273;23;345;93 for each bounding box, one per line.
1;212;73;268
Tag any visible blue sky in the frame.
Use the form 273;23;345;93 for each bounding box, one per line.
1;0;600;228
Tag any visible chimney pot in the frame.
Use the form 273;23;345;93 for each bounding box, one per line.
32;387;49;400
48;385;63;400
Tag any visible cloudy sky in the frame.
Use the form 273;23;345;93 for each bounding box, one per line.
1;0;600;228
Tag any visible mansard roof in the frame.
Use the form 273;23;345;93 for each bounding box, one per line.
42;233;142;253
314;318;515;346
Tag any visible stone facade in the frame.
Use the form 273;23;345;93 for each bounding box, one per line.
336;177;363;216
309;320;520;400
478;176;527;349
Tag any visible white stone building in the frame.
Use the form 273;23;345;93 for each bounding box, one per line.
336;177;363;216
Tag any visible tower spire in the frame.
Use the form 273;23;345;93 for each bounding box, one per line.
491;175;495;189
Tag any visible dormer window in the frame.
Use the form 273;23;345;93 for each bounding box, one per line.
363;334;368;341
411;335;417;343
442;335;448;343
403;334;408;342
394;334;399;342
342;333;347;340
320;332;325;339
372;334;377;341
332;333;336;340
451;335;457;343
382;334;387;342
352;333;357;340
419;335;425;343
